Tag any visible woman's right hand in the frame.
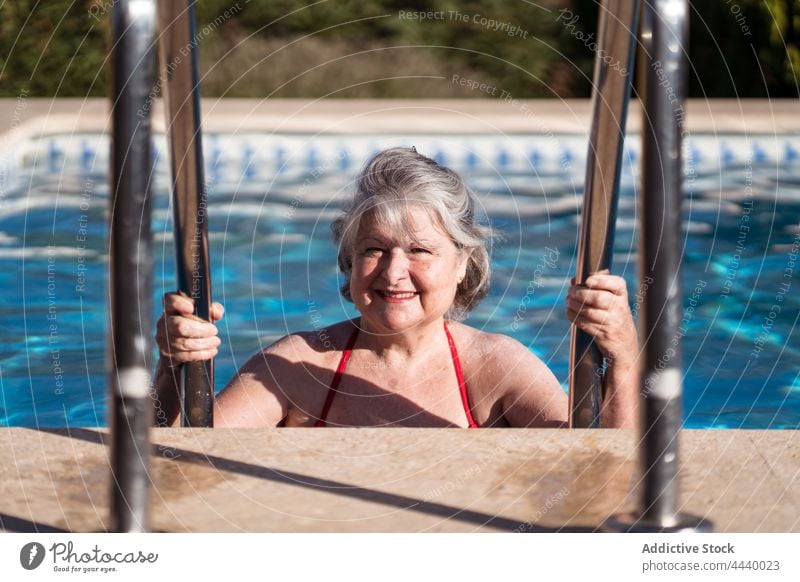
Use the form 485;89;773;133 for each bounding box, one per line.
156;293;225;365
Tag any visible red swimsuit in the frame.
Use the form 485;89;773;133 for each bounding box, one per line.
315;321;478;428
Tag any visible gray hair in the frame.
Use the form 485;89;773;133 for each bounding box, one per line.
332;147;491;320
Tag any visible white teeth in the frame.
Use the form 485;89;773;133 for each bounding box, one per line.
381;291;416;299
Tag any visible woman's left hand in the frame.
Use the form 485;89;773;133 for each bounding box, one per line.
566;271;638;366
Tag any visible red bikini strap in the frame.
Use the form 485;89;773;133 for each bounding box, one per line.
444;322;478;428
314;325;359;427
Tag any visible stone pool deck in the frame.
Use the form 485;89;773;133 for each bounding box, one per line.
0;428;796;533
1;98;799;138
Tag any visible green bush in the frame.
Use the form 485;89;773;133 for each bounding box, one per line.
0;0;796;98
0;0;109;97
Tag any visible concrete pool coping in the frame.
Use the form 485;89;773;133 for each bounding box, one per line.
0;427;797;532
1;98;799;139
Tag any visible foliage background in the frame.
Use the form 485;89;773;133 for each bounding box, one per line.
0;0;797;98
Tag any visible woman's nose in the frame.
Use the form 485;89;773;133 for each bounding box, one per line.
382;249;410;283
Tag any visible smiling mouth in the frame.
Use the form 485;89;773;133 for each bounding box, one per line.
376;290;419;301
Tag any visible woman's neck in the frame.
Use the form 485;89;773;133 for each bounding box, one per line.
355;317;448;364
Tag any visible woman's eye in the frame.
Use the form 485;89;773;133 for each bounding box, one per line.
363;247;383;256
410;248;431;254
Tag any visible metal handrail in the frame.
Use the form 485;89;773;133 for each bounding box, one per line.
631;0;709;531
569;0;640;428
157;0;214;427
109;0;157;532
604;0;711;532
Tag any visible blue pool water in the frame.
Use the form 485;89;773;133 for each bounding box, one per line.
1;133;799;428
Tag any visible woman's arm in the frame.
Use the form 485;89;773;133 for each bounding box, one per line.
213;347;292;428
153;292;289;428
493;336;569;428
566;272;639;428
152;353;290;428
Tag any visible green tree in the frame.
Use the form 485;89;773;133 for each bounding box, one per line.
0;0;796;98
0;0;108;97
761;0;800;91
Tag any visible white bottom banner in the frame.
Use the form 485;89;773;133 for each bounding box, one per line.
1;533;798;581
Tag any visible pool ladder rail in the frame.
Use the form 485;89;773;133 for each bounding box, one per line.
569;0;711;532
156;0;215;428
108;0;157;533
108;0;216;533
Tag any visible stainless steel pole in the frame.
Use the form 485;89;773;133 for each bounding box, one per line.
109;0;157;533
604;0;711;532
157;0;214;427
569;0;640;428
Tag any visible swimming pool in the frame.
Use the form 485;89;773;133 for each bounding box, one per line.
1;132;799;428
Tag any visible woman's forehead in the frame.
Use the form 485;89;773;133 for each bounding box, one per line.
357;205;450;243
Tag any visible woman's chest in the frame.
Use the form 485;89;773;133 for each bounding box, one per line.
284;357;482;427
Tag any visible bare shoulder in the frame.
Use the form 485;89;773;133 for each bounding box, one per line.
231;320;357;395
447;321;549;378
222;332;313;396
448;321;567;428
255;319;357;363
214;320;355;427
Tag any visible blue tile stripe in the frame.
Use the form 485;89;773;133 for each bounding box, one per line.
6;133;800;185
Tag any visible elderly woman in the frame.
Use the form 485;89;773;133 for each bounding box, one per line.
155;147;638;428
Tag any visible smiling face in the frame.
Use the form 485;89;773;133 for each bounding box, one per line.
349;204;469;335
